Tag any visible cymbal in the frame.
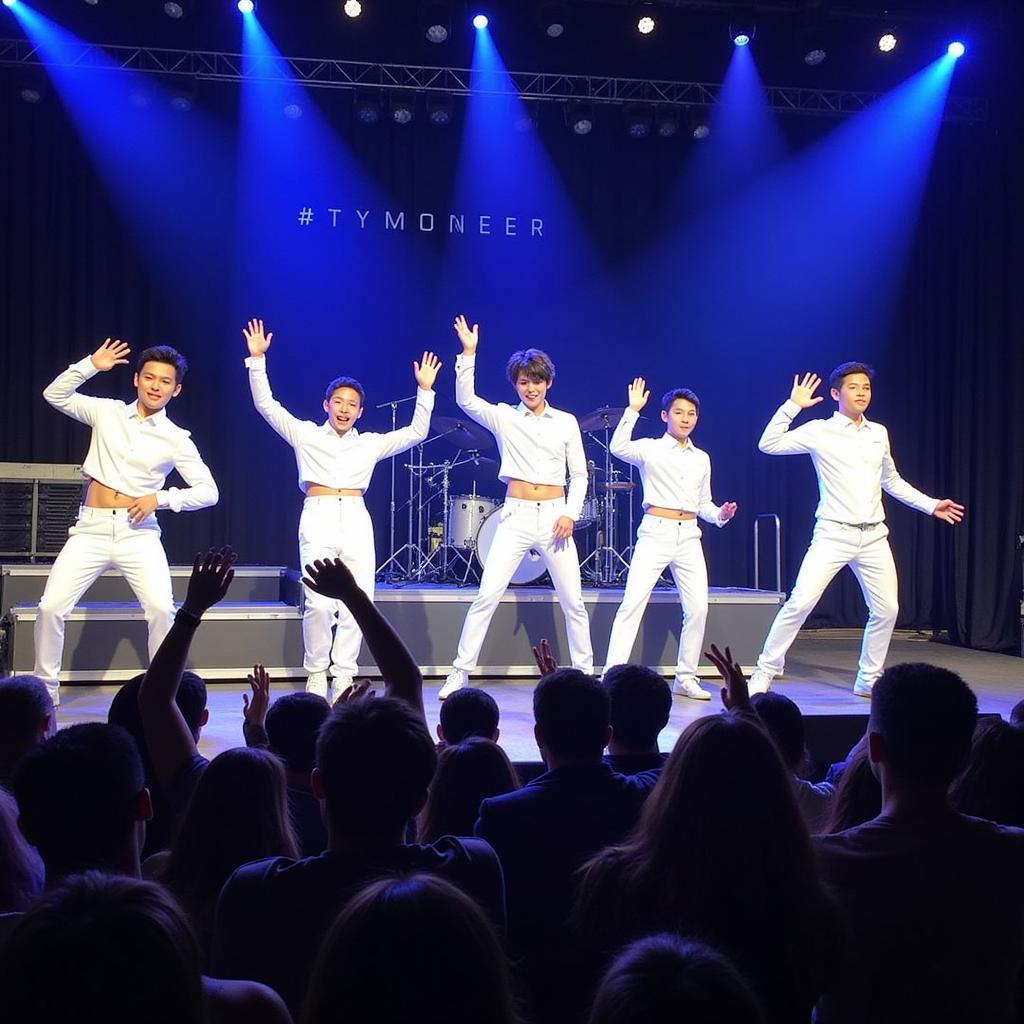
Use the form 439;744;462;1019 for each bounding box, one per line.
580;406;627;432
597;480;635;492
454;453;499;471
432;416;494;450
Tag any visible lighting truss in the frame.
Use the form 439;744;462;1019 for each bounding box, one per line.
0;37;987;122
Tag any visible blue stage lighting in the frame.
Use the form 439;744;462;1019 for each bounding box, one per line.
878;33;898;53
2;1;18;9
947;40;965;58
473;14;488;29
733;31;750;46
237;0;254;14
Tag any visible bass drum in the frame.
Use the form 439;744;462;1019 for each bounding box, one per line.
474;506;547;585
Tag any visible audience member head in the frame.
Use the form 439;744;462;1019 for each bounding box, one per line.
0;675;55;783
0;871;205;1024
313;696;437;841
438;687;500;744
824;748;881;834
533;669;610;765
165;747;298;914
418;737;520;843
603;665;671;754
0;788;43;913
13;723;150;880
265;692;331;779
108;672;208;768
1010;698;1024;729
303;873;520;1024
949;717;1024;828
750;691;806;773
588;933;764;1024
869;663;977;791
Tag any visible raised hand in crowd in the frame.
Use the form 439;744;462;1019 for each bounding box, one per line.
531;637;559;677
705;643;751;712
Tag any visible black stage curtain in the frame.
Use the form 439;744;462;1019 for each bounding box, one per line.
1;77;1021;654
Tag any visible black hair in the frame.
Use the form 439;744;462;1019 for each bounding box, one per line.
506;348;555;385
750;691;806;772
533;669;610;760
265;691;332;775
828;361;873;391
324;375;366;405
602;665;671;751
136;346;188;382
661;388;700;413
439;687;500;744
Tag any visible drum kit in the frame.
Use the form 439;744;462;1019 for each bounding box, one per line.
376;405;639;587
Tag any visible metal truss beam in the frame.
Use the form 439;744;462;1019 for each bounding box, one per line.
0;37;987;123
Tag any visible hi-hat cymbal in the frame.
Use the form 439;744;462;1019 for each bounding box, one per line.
597;480;635;492
580;406;627;432
432;416;494;450
455;453;499;471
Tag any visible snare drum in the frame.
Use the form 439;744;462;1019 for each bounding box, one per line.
575;496;601;530
474;506;547;584
447;495;498;550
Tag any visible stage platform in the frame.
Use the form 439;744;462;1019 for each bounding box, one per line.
0;562;784;681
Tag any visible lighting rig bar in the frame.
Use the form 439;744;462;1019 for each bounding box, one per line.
0;37;987;123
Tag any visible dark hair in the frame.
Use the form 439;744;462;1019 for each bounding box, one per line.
949;718;1024;828
750;691;805;772
265;692;331;775
324;375;366;405
0;788;43;913
13;723;144;877
588;933;764;1024
824;748;881;834
1010;698;1024;728
506;348;555;385
303;873;521;1024
0;871;205;1024
828;361;873;391
136;346;188;382
869;662;977;788
660;388;700;413
0;675;53;777
534;669;610;760
109;672;207;745
418;738;520;843
439;687;500;744
603;665;671;752
164;747;298;930
315;697;437;836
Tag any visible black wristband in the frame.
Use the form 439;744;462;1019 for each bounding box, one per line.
175;607;203;627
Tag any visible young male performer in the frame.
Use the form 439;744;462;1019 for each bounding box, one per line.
603;379;737;700
243;318;440;701
34;339;218;705
439;314;592;699
749;364;964;697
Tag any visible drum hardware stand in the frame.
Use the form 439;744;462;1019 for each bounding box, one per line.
376;394;418;584
580;416;631;586
421;454;478;584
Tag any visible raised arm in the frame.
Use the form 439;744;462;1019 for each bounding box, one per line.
138;548;236;788
373;352;441;460
243;318;306;447
301;558;425;723
453;314;503;433
609;378;650;466
880;434;964;524
42;339;131;426
758;373;823;455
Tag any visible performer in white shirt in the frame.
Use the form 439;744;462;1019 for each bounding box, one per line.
439;314;592;699
749;363;964;697
243;318;440;701
34;339;219;704
603;379;737;700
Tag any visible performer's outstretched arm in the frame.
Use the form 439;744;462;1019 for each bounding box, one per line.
374;352;442;459
758;372;824;455
242;318;306;447
609;377;650;466
453;314;503;432
42;338;131;425
881;438;965;524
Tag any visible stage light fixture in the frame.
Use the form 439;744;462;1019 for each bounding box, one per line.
625;105;652;139
168;77;197;112
422;3;450;42
566;101;594;136
2;1;17;8
730;22;754;46
343;0;362;17
655;107;680;138
283;102;303;119
427;94;454;126
237;0;254;14
798;23;828;66
472;13;488;30
83;0;99;5
687;107;710;140
947;40;965;58
514;99;538;132
877;31;897;53
354;91;383;124
163;2;185;18
637;15;655;35
390;93;415;124
539;2;568;38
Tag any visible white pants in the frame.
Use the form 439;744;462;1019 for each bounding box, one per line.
298;495;376;678
756;520;899;687
34;506;174;684
453;498;593;673
605;516;708;681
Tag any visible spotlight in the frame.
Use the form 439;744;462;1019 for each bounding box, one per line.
539;2;568;38
798;25;828;65
83;0;99;5
687;107;710;140
167;76;197;111
2;1;17;8
237;0;254;13
163;1;185;17
129;82;156;109
472;13;488;30
947;40;965;58
354;91;383;124
427;94;454;126
877;30;898;53
567;101;594;136
20;85;43;102
625;105;652;139
390;93;415;124
344;0;362;16
637;15;655;35
283;103;303;119
655;107;680;138
17;72;46;103
422;2;450;42
730;22;754;46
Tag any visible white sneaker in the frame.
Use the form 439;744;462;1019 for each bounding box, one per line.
747;670;773;696
331;674;355;705
305;671;328;699
673;677;712;701
853;680;874;698
45;680;60;708
438;669;468;701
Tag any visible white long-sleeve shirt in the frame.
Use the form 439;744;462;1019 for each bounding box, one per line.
42;356;218;513
758;400;938;524
454;352;588;521
610;409;728;527
246;355;434;492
